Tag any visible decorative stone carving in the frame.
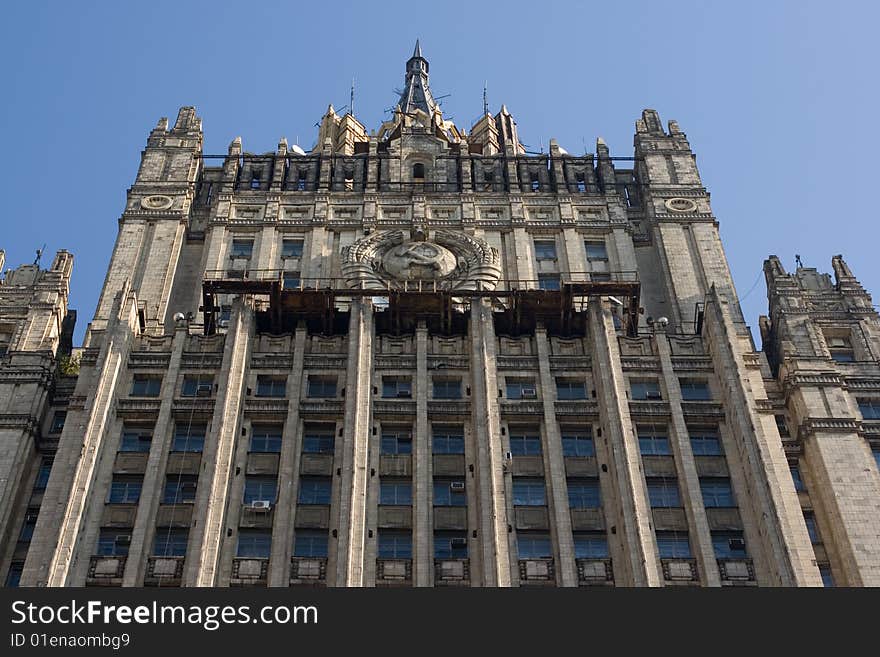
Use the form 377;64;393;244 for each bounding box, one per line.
140;195;174;210
664;197;697;213
341;229;501;291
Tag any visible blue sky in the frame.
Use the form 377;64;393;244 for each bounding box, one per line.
2;1;878;345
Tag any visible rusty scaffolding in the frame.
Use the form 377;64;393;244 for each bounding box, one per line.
201;271;641;337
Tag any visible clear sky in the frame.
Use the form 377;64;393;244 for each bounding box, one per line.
1;1;878;346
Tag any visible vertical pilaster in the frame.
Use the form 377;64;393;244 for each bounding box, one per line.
268;325;308;586
414;322;432;586
654;329;721;586
534;327;577;586
588;298;662;586
123;323;188;586
334;300;373;586
185;300;253;586
469;300;511;586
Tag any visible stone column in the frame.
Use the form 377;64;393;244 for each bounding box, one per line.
654;329;721;586
268;324;308;586
588;297;662;586
702;286;821;586
413;322;432;586
469;300;511;586
561;229;587;280
534;327;577;586
185;300;253;586
122;322;188;586
334;300;373;586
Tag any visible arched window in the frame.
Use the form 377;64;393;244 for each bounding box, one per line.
412;163;425;180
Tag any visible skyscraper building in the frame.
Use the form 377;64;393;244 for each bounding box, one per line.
3;43;878;587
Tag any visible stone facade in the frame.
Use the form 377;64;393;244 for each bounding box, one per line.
4;44;877;587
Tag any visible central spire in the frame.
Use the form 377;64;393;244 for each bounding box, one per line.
397;40;437;116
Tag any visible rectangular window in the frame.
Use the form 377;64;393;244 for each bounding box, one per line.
108;476;142;504
243;476;278;505
181;375;213;397
556;379;586;400
585;241;608;261
790;465;806;492
573;532;608;559
49;411;66;434
804;511;820;544
302;426;335;454
506;380;537;400
18;509;38;543
434;531;468;559
281;239;304;258
575;174;587;194
306;376;336;398
656;531;692;558
130;375;161;397
230;239;254;259
34;458;53;490
237;530;271;558
162;476;197;504
700;478;735;508
630;379;662;400
382;377;412;398
294;530;329;558
433;479;466;506
250;173;261;189
638;426;670;455
97;530;131;556
381;429;413;455
282;272;302;290
433;378;462;399
296;170;307;191
712;531;748;559
537;274;560;291
826;334;854;362
171;423;206;453
509;429;541;456
533;240;557;260
567;479;601;508
873;448;880;471
647;478;681;508
119;427;152;452
5;562;23;588
153;528;188;557
379;481;412;506
562;430;594;457
858;399;880;420
256;375;287;398
775;414;790;436
512;478;546;506
680;379;712;401
517;532;552;558
689;428;722;456
378;531;412;559
298;477;332;505
432;425;465;454
819;564;834;587
250;425;282;453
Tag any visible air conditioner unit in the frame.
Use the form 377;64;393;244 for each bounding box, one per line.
729;538;746;551
450;538;468;548
396;390;412;398
249;500;272;511
181;482;197;490
116;535;131;545
449;482;465;492
645;391;662;400
521;388;537;399
196;384;212;397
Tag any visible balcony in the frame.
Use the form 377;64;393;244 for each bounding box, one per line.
518;558;555;585
87;555;126;586
290;557;327;586
434;559;470;586
376;558;412;585
576;558;614;586
661;558;700;584
230;557;269;586
718;558;756;585
144;556;185;586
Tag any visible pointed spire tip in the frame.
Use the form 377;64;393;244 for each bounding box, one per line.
413;39;422;59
